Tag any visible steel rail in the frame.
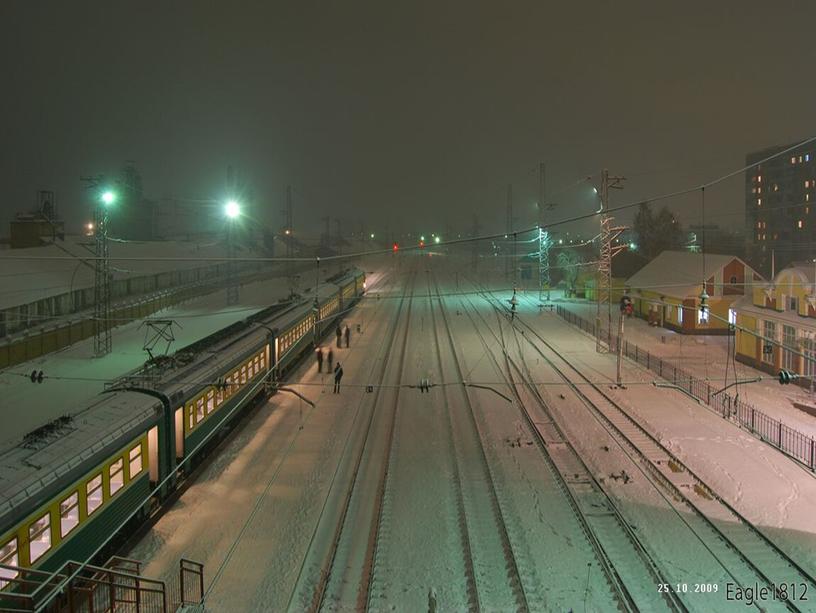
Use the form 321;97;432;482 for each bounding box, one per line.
481;285;816;612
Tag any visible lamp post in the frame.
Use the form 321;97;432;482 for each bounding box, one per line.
225;200;240;306
93;189;116;356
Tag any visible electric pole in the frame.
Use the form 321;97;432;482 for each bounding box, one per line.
596;168;626;353
538;162;552;302
471;215;481;273
93;196;112;356
506;184;513;281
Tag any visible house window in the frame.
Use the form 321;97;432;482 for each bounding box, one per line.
728;309;736;326
757;198;762;206
804;338;816;380
730;275;737;284
109;458;124;496
0;538;19;587
792;156;797;164
762;320;776;364
677;305;684;324
28;513;51;563
757;175;762;183
698;306;709;324
807;154;811;162
798;220;804;229
60;492;80;537
783;325;796;371
789;296;799;313
807;181;811;189
86;474;103;515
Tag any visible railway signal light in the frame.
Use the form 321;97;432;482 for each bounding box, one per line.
778;369;798;385
619;295;632;313
392;243;399;252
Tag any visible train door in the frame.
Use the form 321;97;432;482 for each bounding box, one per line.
148;425;159;483
174;407;184;459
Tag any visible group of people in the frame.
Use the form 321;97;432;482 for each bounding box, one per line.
315;324;352;393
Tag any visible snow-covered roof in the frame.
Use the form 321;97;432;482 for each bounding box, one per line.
0;236;239;311
625;250;745;298
0;390;160;527
0;275;295;450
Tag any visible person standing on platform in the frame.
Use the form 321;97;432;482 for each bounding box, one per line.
333;362;344;393
336;324;342;348
344;325;350;348
327;348;334;374
315;347;324;373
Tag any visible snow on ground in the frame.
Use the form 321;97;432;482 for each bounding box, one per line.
555;295;816;440
0;275;293;447
119;257;816;611
126;268;396;611
508;298;816;578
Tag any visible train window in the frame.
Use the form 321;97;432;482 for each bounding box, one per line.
109;459;124;496
226;376;233;396
60;492;79;537
216;386;224;405
206;390;215;413
240;367;247;384
86;475;103;515
129;445;143;479
188;406;195;430
28;513;51;563
0;538;18;587
196;397;205;423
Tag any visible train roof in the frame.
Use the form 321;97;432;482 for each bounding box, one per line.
0;274;298;450
0;390;161;528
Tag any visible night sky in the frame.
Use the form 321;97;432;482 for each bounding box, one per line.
2;1;814;239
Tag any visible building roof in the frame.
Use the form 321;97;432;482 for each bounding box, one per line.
625;250;746;298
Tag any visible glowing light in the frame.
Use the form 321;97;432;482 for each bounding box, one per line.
420;235;425;242
225;200;241;219
101;190;116;206
434;236;441;244
370;233;375;239
284;229;291;235
629;242;637;250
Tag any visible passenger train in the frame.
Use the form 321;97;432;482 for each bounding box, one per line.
0;268;365;597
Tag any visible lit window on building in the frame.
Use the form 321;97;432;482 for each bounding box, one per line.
807;154;811;162
799;220;804;229
757;198;762;206
792;156;797;164
799;156;804;163
807;193;811;202
774;184;779;192
728;309;736;326
806;180;810;188
757;175;762;183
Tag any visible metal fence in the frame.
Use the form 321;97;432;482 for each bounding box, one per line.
556;306;816;471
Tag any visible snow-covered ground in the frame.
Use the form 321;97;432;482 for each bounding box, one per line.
551;295;816;441
120;255;816;612
0;276;293;447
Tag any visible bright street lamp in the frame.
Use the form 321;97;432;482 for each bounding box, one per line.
101;190;116;206
225;199;241;219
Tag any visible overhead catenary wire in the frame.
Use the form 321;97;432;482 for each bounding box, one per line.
4;133;816;266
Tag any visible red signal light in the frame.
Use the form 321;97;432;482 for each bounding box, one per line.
393;243;399;252
419;240;425;248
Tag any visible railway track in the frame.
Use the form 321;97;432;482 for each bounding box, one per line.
427;273;531;612
286;270;417;612
475;284;816;612
455;287;683;612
